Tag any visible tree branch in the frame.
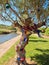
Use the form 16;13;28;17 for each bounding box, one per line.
10;7;24;22
5;11;14;23
37;22;46;28
0;14;7;21
5;11;22;28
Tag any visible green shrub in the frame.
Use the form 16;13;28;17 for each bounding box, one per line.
45;28;49;35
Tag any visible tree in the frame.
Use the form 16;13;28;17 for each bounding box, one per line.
0;0;49;65
0;0;49;23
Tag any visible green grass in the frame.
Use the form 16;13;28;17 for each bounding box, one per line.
0;40;19;65
0;34;49;65
45;28;49;36
25;34;49;65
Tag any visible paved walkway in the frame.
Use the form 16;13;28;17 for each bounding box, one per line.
0;35;21;58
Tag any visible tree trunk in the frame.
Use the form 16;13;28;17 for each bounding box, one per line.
16;32;29;65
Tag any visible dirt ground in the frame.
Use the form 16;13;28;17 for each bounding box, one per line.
4;57;37;65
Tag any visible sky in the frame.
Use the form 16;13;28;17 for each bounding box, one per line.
0;20;12;26
0;0;49;26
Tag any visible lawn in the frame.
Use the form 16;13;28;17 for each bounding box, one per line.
25;34;49;65
0;41;19;65
0;34;49;65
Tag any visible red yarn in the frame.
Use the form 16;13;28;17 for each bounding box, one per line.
20;57;25;62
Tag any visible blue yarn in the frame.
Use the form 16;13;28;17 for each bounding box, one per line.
24;37;27;42
22;62;24;64
36;30;42;37
17;57;21;61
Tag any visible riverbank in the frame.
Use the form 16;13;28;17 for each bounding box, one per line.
0;24;17;34
0;34;21;58
0;29;16;35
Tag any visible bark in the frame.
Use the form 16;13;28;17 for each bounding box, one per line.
37;22;46;28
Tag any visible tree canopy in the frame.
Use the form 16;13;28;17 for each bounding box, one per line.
0;0;49;26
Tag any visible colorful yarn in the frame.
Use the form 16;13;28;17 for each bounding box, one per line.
24;37;27;42
6;3;10;9
17;57;25;62
20;48;24;51
20;58;25;62
17;57;21;61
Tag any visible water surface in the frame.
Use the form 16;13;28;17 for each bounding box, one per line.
0;33;18;44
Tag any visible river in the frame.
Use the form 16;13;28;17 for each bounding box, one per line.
0;33;18;44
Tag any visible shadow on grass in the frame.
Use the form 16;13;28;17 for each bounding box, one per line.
30;49;49;65
29;37;38;39
35;48;49;52
29;39;48;42
26;63;37;65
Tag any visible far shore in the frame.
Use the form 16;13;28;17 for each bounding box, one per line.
0;32;11;35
